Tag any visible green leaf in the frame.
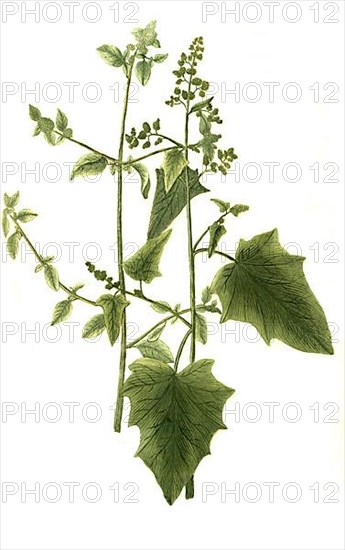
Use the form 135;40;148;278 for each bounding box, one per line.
96;294;129;346
197;302;221;315
123;358;234;505
4;191;20;208
230;204;250;217
147;322;166;342
190;97;214;114
132;163;151;199
44;264;60;291
199;113;211;135
211;229;334;355
2;210;10;237
70;153;107;181
38;117;55;146
198;133;221;163
56;109;68;132
208;220;226;258
34;264;44;273
33;125;41;137
7;232;21;259
82;314;106;339
29;104;41;121
124;230;171;284
153;53;168;63
97;44;124;67
148;168;209;239
196;313;208;344
202;286;212;304
162;149;187;192
52;300;73;325
70;283;85;293
151;301;171;314
132;20;158;53
135;59;153;86
16;209;37;223
211;198;230;213
136;339;174;363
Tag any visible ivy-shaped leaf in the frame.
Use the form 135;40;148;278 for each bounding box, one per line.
132;163;151;198
135;339;174;363
123;358;234;505
70;153;107;181
16;209;37;223
124;229;171;284
51;300;73;326
211;229;333;355
162;149;187;192
44;264;60;291
96;294;129;346
230;204;250;217
148;168;209;239
208;220;226;258
97;45;124;67
82;314;106;340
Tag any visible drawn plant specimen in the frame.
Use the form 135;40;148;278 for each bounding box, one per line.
2;21;333;505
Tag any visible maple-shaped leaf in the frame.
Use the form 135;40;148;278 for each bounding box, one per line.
211;229;333;355
123;357;234;505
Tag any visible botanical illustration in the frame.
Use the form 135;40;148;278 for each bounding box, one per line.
2;22;333;505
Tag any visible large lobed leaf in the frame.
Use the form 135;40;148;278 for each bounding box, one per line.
124;229;171;284
148;168;209;239
211;229;333;355
123;357;234;505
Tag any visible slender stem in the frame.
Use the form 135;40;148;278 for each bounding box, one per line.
11;217;97;307
54;131;116;162
174;330;192;372
194;248;236;262
122;146;178;166
113;56;136;433
126;289;191;329
193;210;233;251
127;308;191;349
153;133;183;148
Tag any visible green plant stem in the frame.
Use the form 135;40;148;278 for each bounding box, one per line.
127;308;191;349
153;133;183;147
123;145;179;166
193;209;234;251
194;248;236;262
11;217;97;306
174;330;192;372
54;131;116;163
113;55;136;434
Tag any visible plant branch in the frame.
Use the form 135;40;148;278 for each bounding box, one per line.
126;308;191;349
126;289;191;329
174;330;192;372
10;216;97;307
193;210;234;251
54;131;116;163
194;248;236;262
122;146;179;166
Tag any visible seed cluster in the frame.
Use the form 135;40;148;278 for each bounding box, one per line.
125;118;161;149
85;261;119;290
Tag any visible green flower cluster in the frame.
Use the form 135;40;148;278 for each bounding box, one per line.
125;119;162;149
85;262;119;290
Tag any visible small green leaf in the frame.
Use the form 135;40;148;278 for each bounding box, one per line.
211;228;334;355
208;221;226;258
33;125;41;137
4;191;20;208
56;109;68;132
2;211;10;237
196;313;208;344
16;209;38;223
151;301;171;314
153;53;168;63
132;163;151;199
201;286;212;304
198;133;221;163
132;20;158;53
197;302;221;314
44;264;60;291
96;294;129;346
70;153;107;181
97;45;124;67
162;149;187;192
7;232;21;259
230;204;250;217
124;230;171;284
38;117;54;133
136;339;174;363
123;358;234;505
71;283;85;293
211;198;230;213
34;264;44;273
135;59;153;86
82;314;106;339
52;300;73;325
190;97;214;114
147;322;166;342
29;104;41;121
148;168;209;239
199;113;211;135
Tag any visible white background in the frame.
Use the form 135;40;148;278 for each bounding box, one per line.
0;1;344;549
